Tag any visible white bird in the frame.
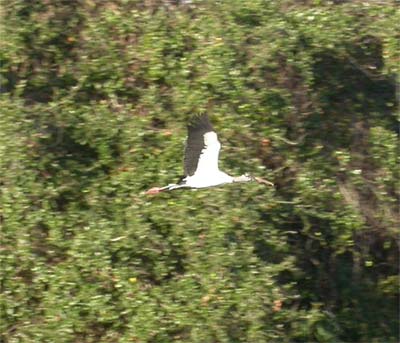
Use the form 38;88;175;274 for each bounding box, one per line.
145;114;273;195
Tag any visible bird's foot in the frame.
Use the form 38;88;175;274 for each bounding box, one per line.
145;187;161;195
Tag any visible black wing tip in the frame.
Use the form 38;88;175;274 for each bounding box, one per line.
187;113;213;131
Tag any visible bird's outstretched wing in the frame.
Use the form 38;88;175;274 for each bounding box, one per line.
184;114;221;177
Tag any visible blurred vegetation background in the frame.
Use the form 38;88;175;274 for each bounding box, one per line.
1;1;399;342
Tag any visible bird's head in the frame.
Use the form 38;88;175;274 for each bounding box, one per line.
233;173;254;183
233;173;274;187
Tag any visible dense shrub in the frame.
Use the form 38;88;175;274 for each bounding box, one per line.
1;1;398;342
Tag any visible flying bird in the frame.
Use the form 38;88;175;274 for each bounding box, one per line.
145;114;273;195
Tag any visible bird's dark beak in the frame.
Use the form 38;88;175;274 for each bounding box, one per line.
254;176;274;187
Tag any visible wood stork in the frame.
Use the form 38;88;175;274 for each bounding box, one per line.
145;114;273;195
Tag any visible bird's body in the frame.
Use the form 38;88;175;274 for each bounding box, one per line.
145;114;272;194
184;170;233;189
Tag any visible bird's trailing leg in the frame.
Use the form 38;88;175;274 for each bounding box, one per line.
145;184;175;195
145;187;163;195
145;183;187;195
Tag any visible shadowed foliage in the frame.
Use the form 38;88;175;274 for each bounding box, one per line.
1;1;398;342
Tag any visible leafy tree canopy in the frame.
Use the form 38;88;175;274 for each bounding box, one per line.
1;1;398;342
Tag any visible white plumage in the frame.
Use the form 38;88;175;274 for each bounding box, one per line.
145;114;272;195
184;131;233;188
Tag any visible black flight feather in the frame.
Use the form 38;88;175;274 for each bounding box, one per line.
183;114;215;176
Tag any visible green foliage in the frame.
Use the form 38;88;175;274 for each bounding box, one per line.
1;1;398;342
